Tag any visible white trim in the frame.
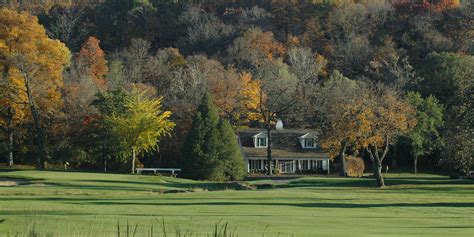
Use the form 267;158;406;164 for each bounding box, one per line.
300;138;317;149
254;136;268;148
252;132;265;138
299;133;311;138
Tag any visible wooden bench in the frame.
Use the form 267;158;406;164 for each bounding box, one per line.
135;168;181;176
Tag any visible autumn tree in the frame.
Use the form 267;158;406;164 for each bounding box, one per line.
107;87;175;174
287;46;326;98
239;72;262;124
179;5;236;55
227;27;286;71
0;60;28;166
319;71;361;176
45;6;90;51
0;8;70;169
252;60;298;175
358;83;416;187
77;36;108;90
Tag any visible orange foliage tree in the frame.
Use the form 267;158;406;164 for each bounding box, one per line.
321;72;416;186
228;28;286;70
353;83;416;187
77;36;108;90
320;71;365;176
0;8;70;168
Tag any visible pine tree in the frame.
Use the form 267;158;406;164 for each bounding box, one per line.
217;119;246;181
182;94;245;181
182;94;223;181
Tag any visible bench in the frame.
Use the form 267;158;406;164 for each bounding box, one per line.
135;168;181;176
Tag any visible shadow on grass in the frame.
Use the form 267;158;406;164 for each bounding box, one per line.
274;176;474;190
80;200;474;209
73;179;251;191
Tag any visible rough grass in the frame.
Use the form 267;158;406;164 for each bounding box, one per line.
0;170;473;236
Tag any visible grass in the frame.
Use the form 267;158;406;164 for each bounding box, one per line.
0;170;473;236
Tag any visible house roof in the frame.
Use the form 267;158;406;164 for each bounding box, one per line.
237;128;329;159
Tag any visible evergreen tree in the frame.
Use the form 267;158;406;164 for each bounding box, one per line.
182;94;245;181
218;119;246;181
182;94;223;181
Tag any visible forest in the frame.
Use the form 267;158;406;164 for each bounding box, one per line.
0;0;472;183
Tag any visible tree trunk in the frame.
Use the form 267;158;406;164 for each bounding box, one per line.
413;155;418;175
339;141;348;177
131;148;136;174
23;72;47;169
102;138;107;172
8;129;13;167
373;155;385;188
6;107;14;167
266;126;273;176
367;146;386;188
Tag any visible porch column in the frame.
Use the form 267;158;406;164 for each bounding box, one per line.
247;160;250;173
293;160;296;173
261;159;264;171
327;159;330;173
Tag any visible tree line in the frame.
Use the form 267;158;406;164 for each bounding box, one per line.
0;0;472;186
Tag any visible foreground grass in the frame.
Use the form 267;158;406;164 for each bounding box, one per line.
0;170;473;236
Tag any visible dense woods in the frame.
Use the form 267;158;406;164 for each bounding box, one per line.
0;0;472;185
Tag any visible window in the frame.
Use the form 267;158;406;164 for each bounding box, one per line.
317;160;323;169
249;160;263;170
304;138;315;148
256;137;267;148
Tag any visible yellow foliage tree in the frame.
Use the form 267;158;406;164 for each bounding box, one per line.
0;8;70;168
107;87;175;174
240;72;263;123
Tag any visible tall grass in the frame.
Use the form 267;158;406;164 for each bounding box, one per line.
6;218;274;237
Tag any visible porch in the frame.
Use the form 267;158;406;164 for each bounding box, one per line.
246;158;330;174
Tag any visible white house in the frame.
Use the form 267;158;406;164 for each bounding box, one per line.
237;124;330;174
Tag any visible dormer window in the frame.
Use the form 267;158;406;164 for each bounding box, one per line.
253;132;268;148
256;137;267;148
300;133;319;149
304;138;315;148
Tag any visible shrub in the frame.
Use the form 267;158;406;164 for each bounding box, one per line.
345;156;365;177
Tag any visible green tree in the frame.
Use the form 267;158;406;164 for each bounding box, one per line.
107;87;175;174
418;52;473;108
182;94;245;181
406;92;444;174
217;119;246;181
418;52;473;175
182;94;222;181
91;89;130;172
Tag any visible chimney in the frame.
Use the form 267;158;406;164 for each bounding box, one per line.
276;119;284;130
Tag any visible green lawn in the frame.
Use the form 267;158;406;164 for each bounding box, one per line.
0;170;473;236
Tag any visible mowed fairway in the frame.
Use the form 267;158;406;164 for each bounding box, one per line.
0;170;473;236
